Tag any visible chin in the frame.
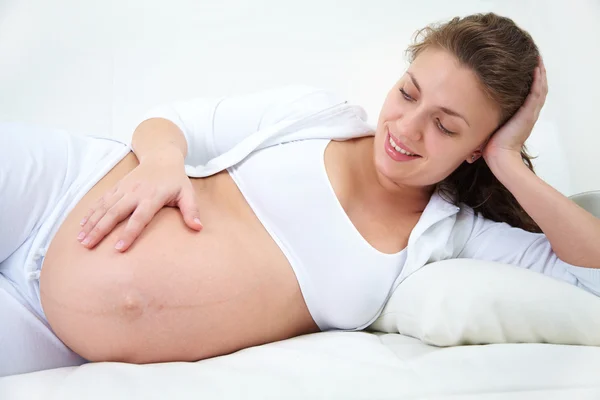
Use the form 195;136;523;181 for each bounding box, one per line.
373;150;405;188
374;149;433;191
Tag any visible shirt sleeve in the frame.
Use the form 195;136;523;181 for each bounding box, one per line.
139;85;351;175
457;210;600;297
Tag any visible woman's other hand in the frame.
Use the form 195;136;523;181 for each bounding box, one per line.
483;56;548;163
77;147;202;252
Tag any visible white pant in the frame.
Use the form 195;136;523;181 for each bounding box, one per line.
0;122;130;377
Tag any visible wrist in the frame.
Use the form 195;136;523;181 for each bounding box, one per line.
138;143;185;165
131;118;188;164
484;150;529;183
484;147;522;168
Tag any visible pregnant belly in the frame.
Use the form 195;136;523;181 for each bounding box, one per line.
39;152;318;363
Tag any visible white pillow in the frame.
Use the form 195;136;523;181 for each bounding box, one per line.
368;259;600;346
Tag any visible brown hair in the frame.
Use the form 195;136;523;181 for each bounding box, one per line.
407;12;542;232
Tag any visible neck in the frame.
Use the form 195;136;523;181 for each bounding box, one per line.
353;138;433;214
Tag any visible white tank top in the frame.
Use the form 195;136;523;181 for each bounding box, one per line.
227;138;407;331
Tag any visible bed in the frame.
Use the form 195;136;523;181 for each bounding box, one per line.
2;331;600;400
2;0;600;396
2;191;599;399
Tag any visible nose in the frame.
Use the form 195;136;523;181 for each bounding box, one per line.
394;111;424;142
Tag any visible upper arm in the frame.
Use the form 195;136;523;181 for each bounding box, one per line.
141;85;345;168
458;211;600;296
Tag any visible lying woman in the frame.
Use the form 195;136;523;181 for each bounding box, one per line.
1;12;599;377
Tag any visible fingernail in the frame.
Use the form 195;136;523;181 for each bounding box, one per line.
115;240;124;250
77;232;85;241
81;237;91;246
194;218;202;225
80;217;87;226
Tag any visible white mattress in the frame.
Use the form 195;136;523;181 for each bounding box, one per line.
2;331;600;400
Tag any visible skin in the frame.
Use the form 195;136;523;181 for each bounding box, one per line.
354;48;502;212
78;47;503;251
40;46;600;364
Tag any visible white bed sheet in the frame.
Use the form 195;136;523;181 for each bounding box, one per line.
2;331;599;400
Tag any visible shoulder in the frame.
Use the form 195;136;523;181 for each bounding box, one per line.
440;201;495;253
258;84;362;125
454;202;544;246
454;203;501;236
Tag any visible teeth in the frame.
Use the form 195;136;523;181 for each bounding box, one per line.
389;136;416;156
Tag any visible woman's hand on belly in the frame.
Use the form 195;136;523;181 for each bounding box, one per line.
42;206;318;364
41;158;319;364
77;146;202;252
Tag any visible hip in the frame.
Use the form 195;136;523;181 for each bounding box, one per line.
0;122;130;320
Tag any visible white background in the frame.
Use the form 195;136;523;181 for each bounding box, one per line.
0;0;598;194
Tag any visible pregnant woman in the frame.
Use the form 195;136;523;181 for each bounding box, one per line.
2;12;599;376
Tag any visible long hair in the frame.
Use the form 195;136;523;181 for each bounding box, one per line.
407;13;542;232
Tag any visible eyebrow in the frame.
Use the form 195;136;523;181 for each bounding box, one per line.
406;71;471;127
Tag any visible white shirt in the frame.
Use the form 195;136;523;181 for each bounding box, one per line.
141;85;600;330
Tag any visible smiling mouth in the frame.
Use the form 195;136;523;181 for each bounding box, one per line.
389;136;418;156
386;132;421;158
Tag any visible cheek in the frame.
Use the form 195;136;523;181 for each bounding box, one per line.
423;136;470;173
425;130;476;159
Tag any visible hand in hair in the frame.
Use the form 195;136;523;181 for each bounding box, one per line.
483;56;548;162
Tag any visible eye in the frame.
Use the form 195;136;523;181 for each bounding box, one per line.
436;118;456;136
399;88;414;101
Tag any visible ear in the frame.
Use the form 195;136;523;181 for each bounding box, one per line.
466;146;484;164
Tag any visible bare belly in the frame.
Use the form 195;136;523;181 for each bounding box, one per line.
39;152;319;364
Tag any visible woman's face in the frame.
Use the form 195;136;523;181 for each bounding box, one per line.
374;47;501;189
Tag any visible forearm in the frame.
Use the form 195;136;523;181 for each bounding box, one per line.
487;153;600;269
131;118;188;163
